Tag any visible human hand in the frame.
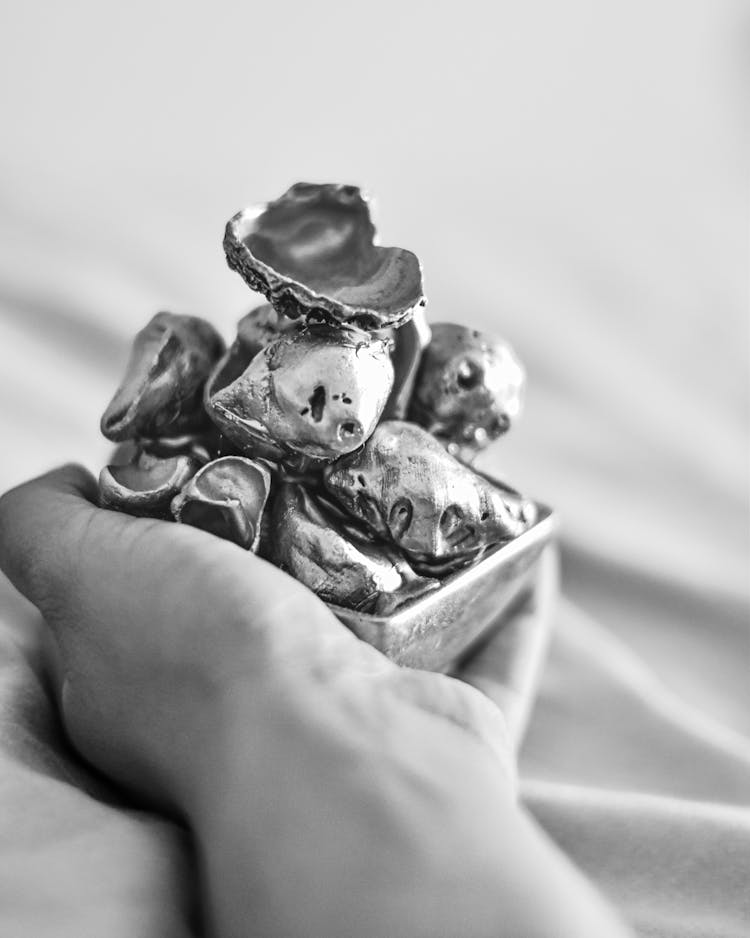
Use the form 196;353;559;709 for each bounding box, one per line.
0;464;522;805
0;466;630;938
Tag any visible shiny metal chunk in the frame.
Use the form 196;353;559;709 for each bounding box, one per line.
204;304;299;408
324;421;536;573
206;326;394;462
269;482;439;614
101;312;225;442
409;323;525;458
223;183;426;330
236;303;299;359
380;308;432;420
171;456;272;551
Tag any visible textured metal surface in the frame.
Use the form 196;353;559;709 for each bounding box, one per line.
202;305;299;416
235;304;299;360
381;308;432;420
223;183;426;330
323;421;537;573
206;326;394;462
409;323;525;460
101;312;225;442
171;456;271;550
268;482;439;614
99;451;203;517
332;502;555;671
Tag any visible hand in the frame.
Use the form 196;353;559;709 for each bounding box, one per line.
0;464;519;805
0;466;631;938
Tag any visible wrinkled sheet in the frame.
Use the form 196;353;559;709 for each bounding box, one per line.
0;1;748;935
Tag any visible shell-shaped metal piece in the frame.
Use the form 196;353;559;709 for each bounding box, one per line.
269;482;439;614
408;323;525;459
323;420;536;573
171;456;272;550
99;451;203;517
380;308;432;420
101;312;225;442
223;183;426;330
206;326;394;462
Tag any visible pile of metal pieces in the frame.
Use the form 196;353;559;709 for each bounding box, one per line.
99;183;536;615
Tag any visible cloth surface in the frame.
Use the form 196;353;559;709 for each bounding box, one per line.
0;2;748;936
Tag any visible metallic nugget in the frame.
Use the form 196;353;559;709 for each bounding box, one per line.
93;184;553;673
235;303;299;359
101;312;225;442
380;308;432;420
409;323;525;459
206;326;394;462
203;304;300;409
324;421;536;573
269;481;439;614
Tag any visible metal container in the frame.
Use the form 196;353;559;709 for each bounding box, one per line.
330;502;555;672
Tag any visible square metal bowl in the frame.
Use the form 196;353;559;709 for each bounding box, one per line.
329;503;556;672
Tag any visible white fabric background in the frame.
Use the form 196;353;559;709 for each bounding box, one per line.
0;2;748;935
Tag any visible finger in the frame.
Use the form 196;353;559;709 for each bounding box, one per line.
0;464;100;611
457;546;559;749
0;463;275;614
0;462;239;630
0;463;350;677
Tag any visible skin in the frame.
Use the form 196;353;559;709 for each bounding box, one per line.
0;466;633;938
